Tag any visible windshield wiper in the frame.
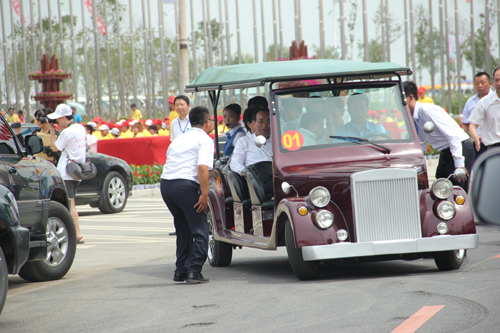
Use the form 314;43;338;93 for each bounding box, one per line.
329;136;391;154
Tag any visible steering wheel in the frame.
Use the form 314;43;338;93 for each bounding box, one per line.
362;132;393;141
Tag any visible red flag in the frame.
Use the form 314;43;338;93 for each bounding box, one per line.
84;0;107;35
11;0;27;23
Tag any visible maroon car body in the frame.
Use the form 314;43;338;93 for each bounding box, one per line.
186;59;478;280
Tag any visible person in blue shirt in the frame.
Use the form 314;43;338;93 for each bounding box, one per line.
71;106;83;123
222;104;245;156
335;93;388;139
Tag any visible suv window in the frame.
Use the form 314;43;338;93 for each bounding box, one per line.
0;119;18;155
276;84;412;152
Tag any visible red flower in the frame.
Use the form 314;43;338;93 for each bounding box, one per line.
134;171;138;176
156;171;160;175
148;172;153;177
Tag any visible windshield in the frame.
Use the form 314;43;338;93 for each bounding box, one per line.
275;84;413;153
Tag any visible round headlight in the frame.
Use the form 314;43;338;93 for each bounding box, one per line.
432;179;453;199
337;229;348;241
314;210;334;229
436;201;456;220
309;186;331;208
437;222;449;234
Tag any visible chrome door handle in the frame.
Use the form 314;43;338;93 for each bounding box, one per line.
8;167;17;174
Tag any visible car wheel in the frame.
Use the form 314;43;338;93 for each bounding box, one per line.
0;247;8;316
285;219;320;280
98;171;128;214
207;205;232;267
434;249;466;270
19;202;76;282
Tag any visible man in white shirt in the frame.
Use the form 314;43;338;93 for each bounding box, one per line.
230;108;273;195
468;67;500;151
160;106;214;284
403;81;474;192
169;95;191;141
299;111;327;147
461;72;493;155
48;104;87;244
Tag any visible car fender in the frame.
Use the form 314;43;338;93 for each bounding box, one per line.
275;197;350;248
419;187;476;237
32;156;69;209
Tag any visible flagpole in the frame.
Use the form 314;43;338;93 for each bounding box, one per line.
57;0;66;91
219;0;225;66
206;0;214;67
117;0;126;117
470;0;475;77
319;0;325;59
235;0;243;106
159;0;169;114
202;0;209;69
445;0;451;113
272;0;278;60
92;0;103;118
20;0;30;117
261;0;266;62
362;0;368;61
225;0;231;65
30;0;40;110
69;0;78;104
1;2;11;109
141;0;150;117
252;0;260;95
385;0;390;61
485;0;491;75
439;0;445;106
191;0;199;104
429;0;435;99
454;0;462;114
9;1;20;112
128;0;138;108
339;0;346;60
409;0;416;83
81;0;91;117
278;0;283;59
148;0;156;117
103;0;114;116
380;0;386;62
38;0;44;57
404;0;409;67
48;0;55;56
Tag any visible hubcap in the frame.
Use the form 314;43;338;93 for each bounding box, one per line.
454;249;465;260
207;210;215;261
108;177;126;208
45;217;69;267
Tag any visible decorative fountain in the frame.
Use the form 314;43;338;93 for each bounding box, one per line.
29;54;73;112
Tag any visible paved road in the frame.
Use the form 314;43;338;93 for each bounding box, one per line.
1;195;499;332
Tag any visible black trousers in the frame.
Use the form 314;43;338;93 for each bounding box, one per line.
160;179;209;274
436;139;475;192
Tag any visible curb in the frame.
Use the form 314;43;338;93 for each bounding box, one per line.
131;184;161;198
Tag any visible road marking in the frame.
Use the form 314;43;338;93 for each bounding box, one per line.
81;234;176;243
80;225;174;232
494;254;500;259
391;305;445;333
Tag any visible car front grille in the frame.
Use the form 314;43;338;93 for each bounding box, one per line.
351;169;422;243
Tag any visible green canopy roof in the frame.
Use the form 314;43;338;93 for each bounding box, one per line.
185;59;411;92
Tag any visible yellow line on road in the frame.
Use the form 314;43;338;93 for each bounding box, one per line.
391;305;445;333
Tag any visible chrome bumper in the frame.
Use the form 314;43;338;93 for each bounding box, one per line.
301;234;479;261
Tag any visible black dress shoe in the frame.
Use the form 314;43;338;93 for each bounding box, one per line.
185;272;209;284
173;272;188;282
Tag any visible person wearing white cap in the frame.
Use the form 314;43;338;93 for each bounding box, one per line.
110;128;120;138
98;124;114;140
142;119;153;137
48;103;86;244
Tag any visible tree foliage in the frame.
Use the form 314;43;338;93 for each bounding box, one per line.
463;13;499;72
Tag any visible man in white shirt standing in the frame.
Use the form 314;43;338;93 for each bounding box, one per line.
403;81;475;192
461;72;493;155
160;106;214;284
468;67;500;151
48;104;87;244
230;107;273;195
169;95;191;142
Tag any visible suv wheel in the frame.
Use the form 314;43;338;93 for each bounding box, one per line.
98;171;128;214
285;220;320;280
19;202;76;282
0;247;8;316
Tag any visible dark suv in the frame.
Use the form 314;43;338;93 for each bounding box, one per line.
0;115;76;284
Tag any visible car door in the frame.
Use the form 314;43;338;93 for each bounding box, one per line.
0;118;43;228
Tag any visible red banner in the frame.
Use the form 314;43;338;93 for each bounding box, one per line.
84;0;106;35
11;0;27;23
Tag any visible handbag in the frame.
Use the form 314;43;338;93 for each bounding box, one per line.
66;159;97;180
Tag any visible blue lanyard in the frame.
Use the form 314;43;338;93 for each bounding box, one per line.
178;118;190;133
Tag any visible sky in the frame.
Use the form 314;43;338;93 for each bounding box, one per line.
1;0;498;86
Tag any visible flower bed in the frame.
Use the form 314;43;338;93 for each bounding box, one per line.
130;163;163;185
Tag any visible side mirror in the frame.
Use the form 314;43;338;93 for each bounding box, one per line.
420;121;435;145
255;135;267;148
25;135;43;155
469;147;500;226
